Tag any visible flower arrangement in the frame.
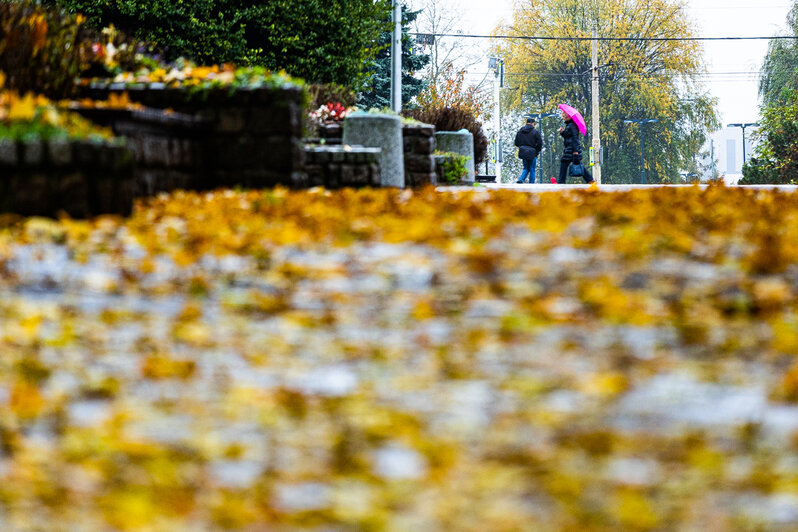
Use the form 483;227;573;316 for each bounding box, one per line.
80;59;301;92
85;25;151;77
308;102;356;126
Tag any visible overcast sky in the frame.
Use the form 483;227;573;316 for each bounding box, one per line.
412;0;793;125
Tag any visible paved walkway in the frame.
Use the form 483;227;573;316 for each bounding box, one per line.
3;186;798;529
461;183;798;192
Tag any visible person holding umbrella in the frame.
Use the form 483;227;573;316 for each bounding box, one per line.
557;104;594;184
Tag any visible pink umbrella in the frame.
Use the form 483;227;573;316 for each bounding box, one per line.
558;103;587;136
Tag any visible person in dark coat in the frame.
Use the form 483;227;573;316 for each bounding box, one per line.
514;117;543;183
557;110;594;184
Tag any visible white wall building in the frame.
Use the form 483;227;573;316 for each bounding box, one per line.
700;125;761;184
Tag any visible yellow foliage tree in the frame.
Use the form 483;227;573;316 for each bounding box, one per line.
495;0;720;182
415;63;489;118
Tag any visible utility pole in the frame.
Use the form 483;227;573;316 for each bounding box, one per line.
494;65;501;182
591;27;601;184
624;118;659;184
711;139;715;180
390;0;402;113
490;57;504;183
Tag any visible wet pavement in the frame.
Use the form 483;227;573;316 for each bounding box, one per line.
0;185;797;530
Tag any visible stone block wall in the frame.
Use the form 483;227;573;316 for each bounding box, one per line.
303;145;381;188
72;106;210;198
0;137;134;217
78;84;306;189
302;123;344;146
403;123;437;187
318;123;343;145
303;121;437;188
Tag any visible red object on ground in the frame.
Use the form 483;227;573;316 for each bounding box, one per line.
551;177;557;183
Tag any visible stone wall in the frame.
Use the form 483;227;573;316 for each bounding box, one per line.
303;122;344;146
403;123;436;187
78;84;306;189
71;106;210;198
309;119;437;188
317;123;343;145
0;137;134;217
303;145;381;188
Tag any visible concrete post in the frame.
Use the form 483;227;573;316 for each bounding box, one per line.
343;113;404;187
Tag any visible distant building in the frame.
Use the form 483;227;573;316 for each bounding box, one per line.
697;125;761;183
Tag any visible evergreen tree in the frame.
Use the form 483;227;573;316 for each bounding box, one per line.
358;5;430;110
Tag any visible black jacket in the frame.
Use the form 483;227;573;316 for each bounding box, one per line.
560;121;582;161
514;124;542;160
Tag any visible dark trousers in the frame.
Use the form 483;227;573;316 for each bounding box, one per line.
558;159;593;184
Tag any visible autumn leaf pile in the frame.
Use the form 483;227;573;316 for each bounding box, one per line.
1;184;798;531
66;92;144;111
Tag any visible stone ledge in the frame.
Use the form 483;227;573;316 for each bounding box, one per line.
301;144;381;189
402;123;435;137
0;138;132;172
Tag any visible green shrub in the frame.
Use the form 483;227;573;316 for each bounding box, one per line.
46;0;390;89
435;151;471;184
405;106;489;164
741;88;798;184
739;158;784;184
44;0;251;66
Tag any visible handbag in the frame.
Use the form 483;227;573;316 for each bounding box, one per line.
569;162;585;177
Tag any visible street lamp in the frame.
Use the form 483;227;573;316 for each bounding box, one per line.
727;123;759;168
624;118;659;184
524;112;558;178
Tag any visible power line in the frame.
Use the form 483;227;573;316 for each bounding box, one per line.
691;4;790;8
465;71;768;77
460;72;770;87
409;32;798;42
